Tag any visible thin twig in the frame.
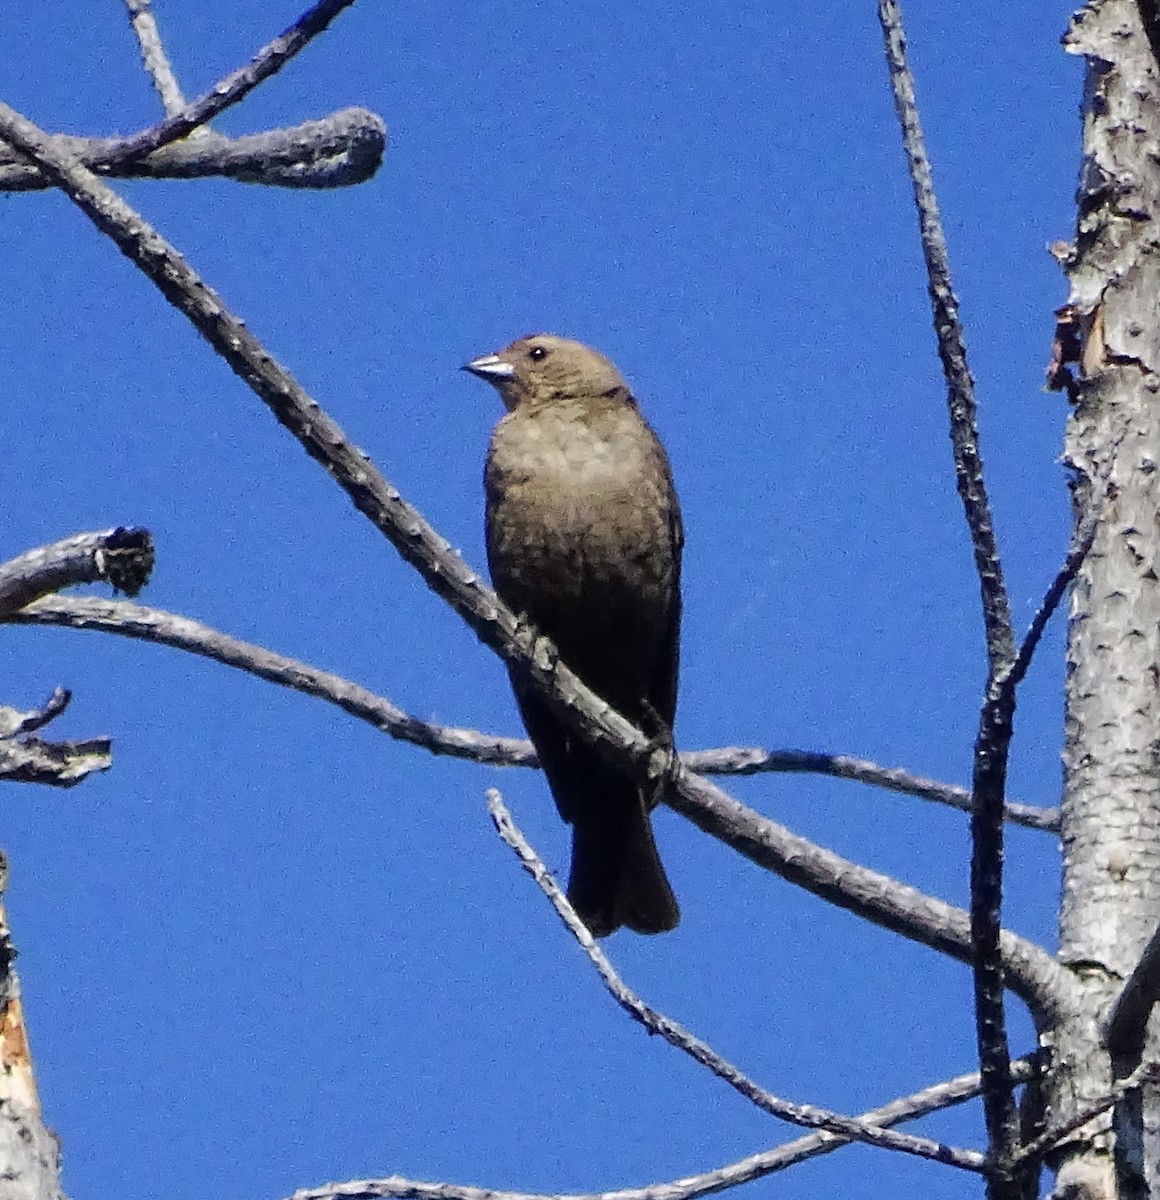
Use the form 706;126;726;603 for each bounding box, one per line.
1011;1061;1160;1166
877;1;1020;1184
696;747;1059;831
0;688;71;738
124;0;187;115
1006;507;1100;698
0;102;1075;1025
0;690;111;787
12;596;533;765
3;1;374;193
8;594;1059;827
877;0;1013;674
8;592;1070;1018
108;0;360;169
487;788;986;1172
282;1057;1039;1200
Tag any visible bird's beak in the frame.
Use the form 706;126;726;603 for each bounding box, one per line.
462;354;516;381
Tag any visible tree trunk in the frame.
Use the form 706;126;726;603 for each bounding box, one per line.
1051;2;1160;1196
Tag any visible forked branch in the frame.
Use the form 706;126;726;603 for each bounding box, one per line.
488;788;986;1171
1;0;379;193
0;100;1076;1025
11;594;1058;828
284;1050;1040;1200
878;1;1028;1187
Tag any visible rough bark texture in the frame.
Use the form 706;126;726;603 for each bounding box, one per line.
0;874;65;1200
1053;1;1160;1196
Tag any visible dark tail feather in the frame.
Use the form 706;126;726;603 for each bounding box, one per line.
567;784;680;937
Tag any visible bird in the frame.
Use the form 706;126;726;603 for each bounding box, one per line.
464;333;682;936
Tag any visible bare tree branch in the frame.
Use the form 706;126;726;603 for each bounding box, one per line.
0;102;1076;1024
487;789;987;1171
967;706;1030;1187
639;767;1073;1021
0;528;148;788
3;0;373;193
282;1058;1040;1200
0;688;70;738
956;432;1099;1189
0;730;111;788
107;0;361;169
0;529;153;614
0;690;111;787
697;746;1059;832
0;732;112;788
0;532;150;785
11;596;532;766
124;0;187;115
743;1054;1039;1182
7;591;1071;1014
957;486;1100;1186
878;1;1021;1185
1107;922;1160;1065
0;109;384;192
1009;515;1100;696
1012;1061;1160;1167
876;0;1013;674
9;595;1059;827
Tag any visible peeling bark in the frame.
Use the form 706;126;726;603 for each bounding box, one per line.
1051;1;1160;1196
0;864;65;1200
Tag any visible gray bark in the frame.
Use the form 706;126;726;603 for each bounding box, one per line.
1049;1;1160;1196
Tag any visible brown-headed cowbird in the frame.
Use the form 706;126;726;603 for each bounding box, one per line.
464;333;682;936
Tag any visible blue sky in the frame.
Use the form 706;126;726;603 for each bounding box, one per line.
4;3;1079;1198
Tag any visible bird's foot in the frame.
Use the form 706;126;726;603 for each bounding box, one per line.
511;612;559;676
640;704;678;808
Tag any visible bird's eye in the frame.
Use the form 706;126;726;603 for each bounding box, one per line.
528;346;548;362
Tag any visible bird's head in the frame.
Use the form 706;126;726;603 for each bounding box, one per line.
463;333;631;411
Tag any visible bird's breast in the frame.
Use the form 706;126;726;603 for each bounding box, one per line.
483;396;681;718
485;402;674;577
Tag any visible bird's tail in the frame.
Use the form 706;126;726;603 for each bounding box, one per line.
567;784;680;937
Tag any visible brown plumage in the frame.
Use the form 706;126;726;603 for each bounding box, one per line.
464;333;682;936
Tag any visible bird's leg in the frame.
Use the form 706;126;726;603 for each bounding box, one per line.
510;610;560;678
640;699;678;808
